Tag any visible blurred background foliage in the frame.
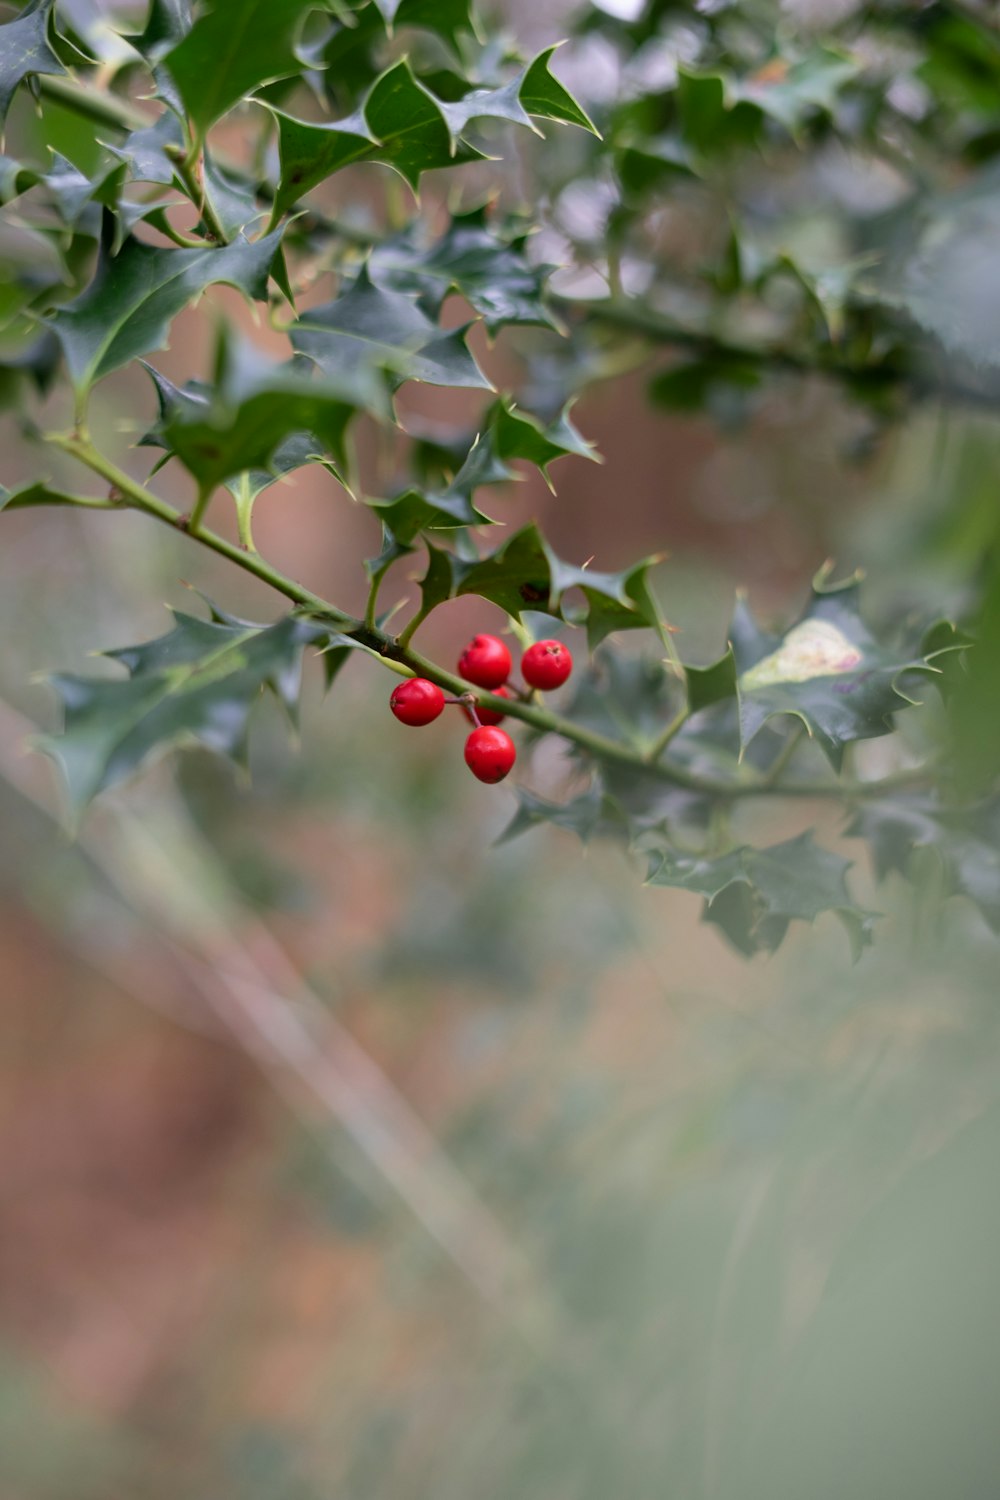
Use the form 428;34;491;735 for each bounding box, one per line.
4;0;1000;1496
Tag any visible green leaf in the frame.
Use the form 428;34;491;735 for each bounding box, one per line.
455;523;554;617
850;796;1000;934
39;606;332;815
488;398;597;478
372;0;475;48
369;207;560;336
0;479;110;510
139;325;379;500
733;573;946;770
561;556;664;652
290;264;491;394
416;538;457;617
435;47;598;145
49;220;285;394
0;0;65;125
496;783;608;845
267;104;379;221
563;650;677;755
685;646;738;715
202;151;262;239
646;830;876;958
162;0;317;138
517;46;598;134
104;110;184;187
363;59;486;190
126;0;191;60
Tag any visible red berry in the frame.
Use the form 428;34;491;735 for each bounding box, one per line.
390;677;445;726
462;685;512;727
458;633;511;690
464;726;516;784
521;639;573;691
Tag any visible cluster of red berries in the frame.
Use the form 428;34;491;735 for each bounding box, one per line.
389;633;574;784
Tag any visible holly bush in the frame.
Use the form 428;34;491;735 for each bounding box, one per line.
2;0;998;957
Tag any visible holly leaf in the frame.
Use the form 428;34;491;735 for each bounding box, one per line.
850;796;1000;934
49;220;285;395
266;104;379;221
162;0;317;138
686;646;738;715
516;46;598;133
555;555;664;652
0;479;109;510
368;206;560;336
126;0;191;61
436;47;598;145
733;572;949;770
371;0;475;48
496;783;609;845
646;830;876;958
39;606;334;816
290;264;491;394
103;110;184;187
202;151;262;239
0;0;65;125
139;327;378;517
363;59;486;191
455;523;554;616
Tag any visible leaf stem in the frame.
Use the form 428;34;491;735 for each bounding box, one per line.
167;144;231;245
763;723;805;785
647;704;690;762
36;74;148;132
364;571;381;632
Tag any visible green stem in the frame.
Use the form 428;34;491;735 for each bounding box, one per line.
560;294;1000;416
763;723;805;786
396;601;431;649
364;571;382;632
167;145;231;245
45;433;940;805
189;484;213;534
47;434;350;622
36;74;148;133
647;704;690;762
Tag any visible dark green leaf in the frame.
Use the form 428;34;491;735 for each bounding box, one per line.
0;479;111;510
496;783;608;845
162;0;317;137
455;523;553;618
290;264;491;394
50;220;285;394
518;46;598;134
369;207;559;335
0;0;65;125
363;59;486;190
372;0;474;48
202;151;261;239
267;104;378;221
850;796;1000;934
127;0;191;60
646;830;875;958
40;607;333;814
140;325;379;497
686;646;738;715
104;110;184;187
